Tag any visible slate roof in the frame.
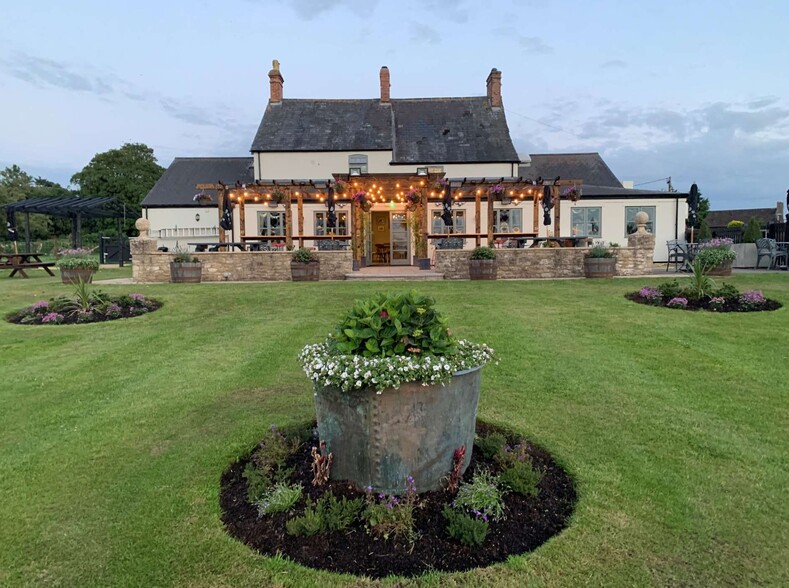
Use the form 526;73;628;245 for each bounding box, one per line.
706;208;777;228
142;157;253;208
579;185;687;198
519;153;623;188
250;98;519;164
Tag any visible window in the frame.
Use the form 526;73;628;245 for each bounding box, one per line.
349;154;368;174
431;210;465;234
571;207;602;237
625;206;655;235
257;211;286;236
493;209;522;233
315;211;349;235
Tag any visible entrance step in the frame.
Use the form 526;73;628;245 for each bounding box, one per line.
345;266;444;281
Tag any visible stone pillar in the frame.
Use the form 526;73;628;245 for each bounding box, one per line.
627;211;656;250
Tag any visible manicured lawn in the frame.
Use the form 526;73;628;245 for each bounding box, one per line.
1;271;787;587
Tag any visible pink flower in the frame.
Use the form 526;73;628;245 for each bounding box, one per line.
379;310;389;319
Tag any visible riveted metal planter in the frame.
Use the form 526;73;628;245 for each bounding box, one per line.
314;366;482;494
583;257;616;278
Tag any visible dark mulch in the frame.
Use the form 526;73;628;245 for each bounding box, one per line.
6;299;163;325
625;293;782;312
219;421;576;579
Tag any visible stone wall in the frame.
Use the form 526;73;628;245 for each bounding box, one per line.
130;238;352;283
435;229;654;280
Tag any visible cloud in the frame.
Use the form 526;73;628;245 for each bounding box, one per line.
493;26;553;55
1;53;117;95
410;22;441;45
600;59;627;69
420;0;468;23
275;0;380;20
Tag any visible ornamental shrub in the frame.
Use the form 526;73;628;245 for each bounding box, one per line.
658;280;682;299
442;505;489;546
286;493;364;536
638;287;662;305
56;248;100;271
454;470;506;522
695;239;736;268
255;482;303;516
499;460;541;498
475;432;508;460
726;220;745;230
470;246;496;260
666;297;688;309
585;245;615;258
363;476;419;543
739;290;766;310
292;248;318;263
715;283;740;301
742;217;763;243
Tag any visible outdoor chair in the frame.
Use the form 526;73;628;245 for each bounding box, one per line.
317;240;348;251
666;240;686;272
755;238;787;269
435;237;464;250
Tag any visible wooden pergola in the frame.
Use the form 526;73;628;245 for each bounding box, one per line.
196;174;581;266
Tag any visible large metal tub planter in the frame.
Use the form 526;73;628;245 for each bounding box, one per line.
469;246;497;280
298;292;495;494
55;248;99;284
695;239;737;277
291;247;319;281
583;245;616;278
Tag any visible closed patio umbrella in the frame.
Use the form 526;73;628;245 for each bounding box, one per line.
6;207;18;241
219;194;233;231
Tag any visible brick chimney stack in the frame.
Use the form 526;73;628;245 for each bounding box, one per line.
380;66;390;103
268;59;284;104
486;68;502;108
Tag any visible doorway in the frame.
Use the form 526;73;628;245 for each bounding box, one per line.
370;210;410;265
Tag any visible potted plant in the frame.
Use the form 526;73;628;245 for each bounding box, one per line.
404;188;421;212
694;238;736;276
583;244;617;278
270;189;286;207
298;290;495;493
170;249;202;283
352;190;372;212
561;185;581;203
56;248;100;284
193;191;213;206
469;246;497;280
291;247;319;281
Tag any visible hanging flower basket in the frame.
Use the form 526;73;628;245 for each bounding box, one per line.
193;192;213;206
561;186;581;203
405;188;421;212
270;189;286;207
333;180;348;195
352;190;371;212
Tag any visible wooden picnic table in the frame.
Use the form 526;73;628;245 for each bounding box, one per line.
516;236;592;248
187;242;247;252
0;252;56;278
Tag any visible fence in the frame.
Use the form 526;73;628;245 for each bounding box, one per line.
100;235;131;265
152;227;219;238
768;222;787;242
710;228;743;243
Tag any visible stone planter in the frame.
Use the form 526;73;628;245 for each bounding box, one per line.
469;259;497;280
314;367;481;494
291;261;319;281
417;257;431;270
584;257;616;278
60;268;95;285
705;260;733;276
170;262;202;283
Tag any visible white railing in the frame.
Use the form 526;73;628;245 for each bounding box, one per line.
152;227;219;238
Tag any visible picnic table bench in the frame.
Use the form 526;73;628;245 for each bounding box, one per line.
0;253;56;278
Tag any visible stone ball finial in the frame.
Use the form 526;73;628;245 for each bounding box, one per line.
634;211;650;233
135;217;150;238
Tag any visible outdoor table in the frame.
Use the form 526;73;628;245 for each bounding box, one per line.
187;242;247;252
677;242;699;272
0;252;56;278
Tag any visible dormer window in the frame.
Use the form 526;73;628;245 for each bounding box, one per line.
349;154;368;174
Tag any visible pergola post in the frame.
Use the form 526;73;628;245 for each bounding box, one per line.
533;193;539;235
297;192;304;248
486;189;494;246
239;196;246;239
552;186;560;237
352;202;362;270
218;188;226;243
76;213;82;247
285;191;293;248
475;191;481;246
24;212;31;253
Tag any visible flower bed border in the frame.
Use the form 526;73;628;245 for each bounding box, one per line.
6;295;163;325
625;292;781;313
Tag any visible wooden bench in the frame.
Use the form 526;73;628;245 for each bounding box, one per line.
0;253;56;278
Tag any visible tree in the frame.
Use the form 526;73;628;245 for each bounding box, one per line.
742;217;763;243
0;165;33;206
0;165;71;240
70;143;164;211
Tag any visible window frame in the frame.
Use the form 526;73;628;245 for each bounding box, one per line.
493;208;522;233
571;206;602;238
348;154;368;174
257;211;286;236
314;211;349;236
430;209;466;234
625;206;656;236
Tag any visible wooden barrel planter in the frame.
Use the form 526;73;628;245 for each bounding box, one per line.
469;259;497;280
583;257;617;278
170;262;202;283
60;268;95;285
705;260;733;276
291;261;320;281
313;367;481;494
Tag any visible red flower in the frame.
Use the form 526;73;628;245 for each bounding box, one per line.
379;310;389;319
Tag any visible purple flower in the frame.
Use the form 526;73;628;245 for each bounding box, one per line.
739;290;766;309
698;238;734;249
130;293;146;301
638;287;662;303
31;300;49;311
365;485;373;493
41;312;63;324
667;297;688;309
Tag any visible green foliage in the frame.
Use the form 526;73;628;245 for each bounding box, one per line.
70;143;164;211
726;220;744;230
499;460;541;498
409;212;428;258
470;246;496;260
658;280;683;299
249;425;302;483
695;247;736;268
698;219;712;240
475;432;507;460
715;283;740;301
286;493;364;536
586;245;615;258
685;261;716;300
454;470;506;522
364;477;419;543
55;251;100;270
442;505;489;546
254;483;302;515
292;248;317;263
171;248;198;263
1;165;73;239
328;290;457;358
242;463;272;502
742;217;763;243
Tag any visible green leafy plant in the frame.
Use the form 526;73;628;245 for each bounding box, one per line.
255;482;302;515
686;260;716;300
475;432;507;460
248;425;302;483
698;218;712;240
409;211;428;259
454;469;506;522
742;217;763;243
585;245;615;259
695;241;736;268
470;246;496;260
55;248;100;270
497;445;542;498
658;280;682;299
726;220;744;230
292;248;318;263
286;492;364;536
243;462;272;502
715;283;740;301
328;290;456;358
364;476;419;543
172;248;198;263
442;504;489;546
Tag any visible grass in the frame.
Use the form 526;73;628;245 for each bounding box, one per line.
1;269;787;587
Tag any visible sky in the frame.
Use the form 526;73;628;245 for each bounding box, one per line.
1;0;788;211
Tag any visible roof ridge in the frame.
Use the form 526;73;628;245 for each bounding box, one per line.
173;156;251;160
528;152;602;157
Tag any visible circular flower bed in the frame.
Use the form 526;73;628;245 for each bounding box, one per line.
627;279;781;312
220;420;576;578
6;291;162;325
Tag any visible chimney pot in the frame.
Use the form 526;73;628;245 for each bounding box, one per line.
486;67;502;108
380;66;390;103
268;59;284;104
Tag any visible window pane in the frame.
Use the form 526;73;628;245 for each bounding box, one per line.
315;212;325;236
625;206;655;235
454;211;465;233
